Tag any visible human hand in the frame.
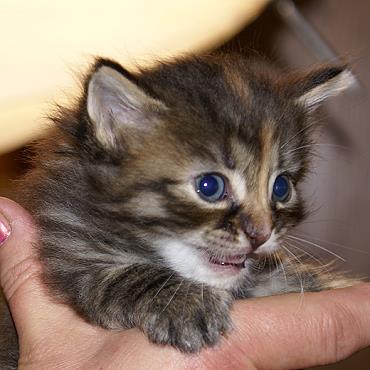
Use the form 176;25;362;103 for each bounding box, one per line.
0;196;369;370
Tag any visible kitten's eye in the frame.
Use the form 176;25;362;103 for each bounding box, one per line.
272;174;291;202
195;174;226;202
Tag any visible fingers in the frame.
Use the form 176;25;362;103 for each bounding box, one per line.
200;284;370;370
0;197;75;344
0;197;41;308
0;196;51;344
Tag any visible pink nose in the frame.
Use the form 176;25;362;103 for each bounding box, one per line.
239;213;272;250
246;229;271;250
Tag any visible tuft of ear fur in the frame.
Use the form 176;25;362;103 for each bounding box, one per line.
286;66;355;111
86;59;165;150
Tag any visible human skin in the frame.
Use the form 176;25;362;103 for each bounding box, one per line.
0;196;369;370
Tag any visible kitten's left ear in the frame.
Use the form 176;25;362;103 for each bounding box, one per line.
86;59;165;150
286;66;355;111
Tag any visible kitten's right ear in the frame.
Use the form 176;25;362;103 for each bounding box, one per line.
86;59;165;150
285;65;355;111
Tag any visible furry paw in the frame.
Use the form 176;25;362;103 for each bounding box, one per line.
140;289;232;353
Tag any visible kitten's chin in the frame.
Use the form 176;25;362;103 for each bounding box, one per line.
155;239;252;290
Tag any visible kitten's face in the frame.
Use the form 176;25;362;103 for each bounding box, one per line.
113;102;306;290
82;55;353;290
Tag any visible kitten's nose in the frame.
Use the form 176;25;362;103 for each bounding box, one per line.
247;229;271;250
239;213;272;250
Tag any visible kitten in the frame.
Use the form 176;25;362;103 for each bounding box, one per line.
0;53;356;367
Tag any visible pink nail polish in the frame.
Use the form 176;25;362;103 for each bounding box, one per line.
0;217;11;245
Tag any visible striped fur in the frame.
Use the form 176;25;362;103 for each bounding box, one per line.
0;54;356;364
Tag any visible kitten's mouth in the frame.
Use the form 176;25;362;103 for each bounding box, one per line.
208;253;248;269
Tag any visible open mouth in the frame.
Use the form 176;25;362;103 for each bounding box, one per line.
208;253;248;269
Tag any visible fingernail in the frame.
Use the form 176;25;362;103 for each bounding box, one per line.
0;213;11;246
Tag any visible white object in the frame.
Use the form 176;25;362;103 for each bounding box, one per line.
0;0;270;154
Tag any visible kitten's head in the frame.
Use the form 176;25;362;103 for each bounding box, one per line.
59;54;354;290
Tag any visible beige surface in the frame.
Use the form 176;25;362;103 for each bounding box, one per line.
0;0;270;154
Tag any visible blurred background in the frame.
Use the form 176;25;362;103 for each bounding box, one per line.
1;0;369;368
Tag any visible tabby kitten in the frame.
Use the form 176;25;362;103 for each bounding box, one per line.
1;54;355;366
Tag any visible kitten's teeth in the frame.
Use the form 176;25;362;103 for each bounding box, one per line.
208;253;247;269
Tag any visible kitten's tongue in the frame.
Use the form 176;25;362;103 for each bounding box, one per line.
209;254;247;268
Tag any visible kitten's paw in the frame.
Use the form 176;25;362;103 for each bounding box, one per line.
140;290;232;353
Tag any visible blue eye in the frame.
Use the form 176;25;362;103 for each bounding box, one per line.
196;174;226;202
272;175;291;202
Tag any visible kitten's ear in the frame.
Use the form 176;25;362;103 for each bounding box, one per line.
286;66;355;111
86;59;165;149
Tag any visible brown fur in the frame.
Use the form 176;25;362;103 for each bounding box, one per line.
0;54;357;367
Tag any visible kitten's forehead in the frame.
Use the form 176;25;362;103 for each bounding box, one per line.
224;122;278;207
133;55;311;188
145;56;305;146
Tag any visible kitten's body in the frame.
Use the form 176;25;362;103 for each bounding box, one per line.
0;53;355;367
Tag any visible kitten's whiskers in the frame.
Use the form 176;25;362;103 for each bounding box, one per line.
280;244;305;296
182;282;192;315
284;240;325;266
150;271;175;304
160;279;184;314
280;122;316;150
291;231;370;256
286;235;345;262
285;143;349;156
274;252;288;290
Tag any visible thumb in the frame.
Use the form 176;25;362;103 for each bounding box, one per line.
201;284;370;369
0;197;71;344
